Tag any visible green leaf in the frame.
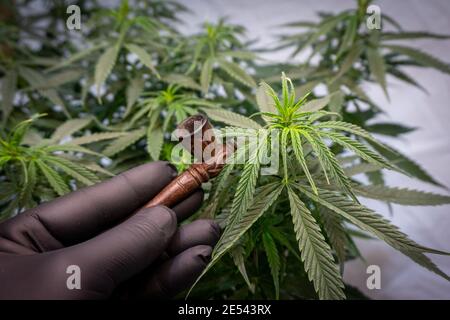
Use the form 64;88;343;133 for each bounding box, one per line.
328;90;344;116
125;77;145;118
368;141;445;188
36;159;69;196
94;45;119;99
125;43;160;78
303;130;355;200
269;226;302;262
256;82;277;116
386;67;428;93
1;70;17;124
200;57;214;94
331;44;363;83
382;32;450;41
262;231;281;299
200;107;261;129
295;80;320;98
187;182;284;297
301;95;330;113
298;185;450;281
280;128;289;180
319;207;347;266
82;162;114;177
50;118;92;143
319;131;395;171
290;129;317;194
295;13;346;55
336;15;357;58
36;69;83;89
146;126;164;160
344;162;382;177
103;128;146;157
69;132;127;145
20;160;37;208
287;187;345;300
230;246;255;293
316;121;379;144
341;78;371;102
163;74;201;91
45;156;100;186
203;163;235;216
365;123;415;137
44;144;102;157
220;50;258;60
367;47;388;97
217;58;256;88
10;114;43;146
19;67;69;117
366;171;384;186
384;45;450;75
353;184;450;206
47;43;107;72
228;137;266;227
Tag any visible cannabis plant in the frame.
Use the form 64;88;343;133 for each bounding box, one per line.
1;0;450;300
0;114;114;218
269;0;450;188
187;74;450;300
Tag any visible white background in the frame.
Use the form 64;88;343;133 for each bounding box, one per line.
177;0;450;299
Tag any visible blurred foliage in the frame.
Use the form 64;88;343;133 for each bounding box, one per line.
1;0;450;299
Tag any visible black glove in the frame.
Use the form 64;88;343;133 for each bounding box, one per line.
0;161;220;299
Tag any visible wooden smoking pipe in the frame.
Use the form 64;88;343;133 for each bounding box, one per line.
143;114;233;208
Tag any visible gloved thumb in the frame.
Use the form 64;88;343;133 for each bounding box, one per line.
63;206;177;293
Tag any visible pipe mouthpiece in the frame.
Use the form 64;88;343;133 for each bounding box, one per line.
176;114;215;161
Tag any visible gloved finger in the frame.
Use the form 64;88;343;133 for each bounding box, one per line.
25;161;177;245
166;220;220;256
64;206;177;289
137;245;212;299
171;189;204;222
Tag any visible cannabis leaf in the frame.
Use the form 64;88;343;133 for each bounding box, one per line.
4;0;450;300
319;207;347;266
0;116;108;215
201;107;261;129
291;129;317;194
367;46;388;98
49;118;92;143
200;57;214;93
125;77;145;118
103;128;146;157
230;245;255;293
36;160;70;196
146;126;164;160
287;186;346;300
383;45;450;75
1;70;17;125
228;135;267;226
18;67;69;117
189;73;450;299
69;132;128;145
297;184;450;281
353;184;450;206
125;44;160;78
188;182;284;297
217;58;256;88
94;45;119;100
262;231;281;299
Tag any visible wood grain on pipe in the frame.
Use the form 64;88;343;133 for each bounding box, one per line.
143;114;232;208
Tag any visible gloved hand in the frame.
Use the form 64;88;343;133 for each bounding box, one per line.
0;161;220;299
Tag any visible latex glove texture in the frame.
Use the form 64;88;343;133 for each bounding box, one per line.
0;161;220;299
